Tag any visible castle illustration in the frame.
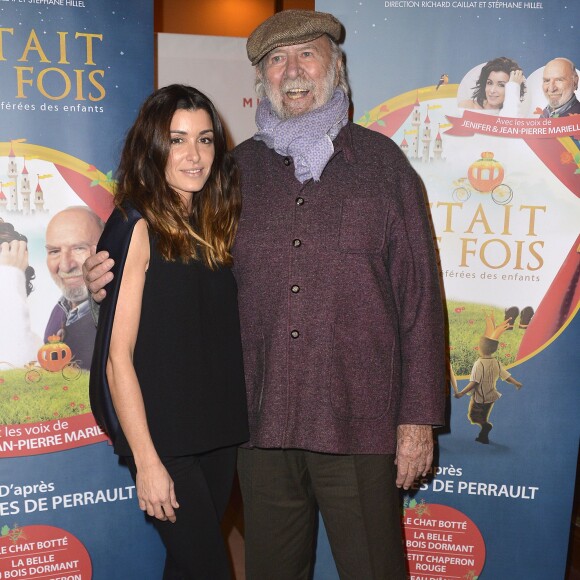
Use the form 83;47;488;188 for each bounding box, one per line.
399;96;444;163
0;143;46;215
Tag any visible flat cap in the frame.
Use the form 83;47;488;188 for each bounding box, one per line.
246;10;343;66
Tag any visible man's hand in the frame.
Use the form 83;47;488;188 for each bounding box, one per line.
0;240;29;271
395;424;433;490
82;249;114;304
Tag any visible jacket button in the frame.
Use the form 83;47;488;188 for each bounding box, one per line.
290;330;300;339
296;197;305;205
284;157;291;166
291;285;300;294
292;239;301;247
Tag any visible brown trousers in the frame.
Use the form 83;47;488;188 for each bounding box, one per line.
237;448;407;580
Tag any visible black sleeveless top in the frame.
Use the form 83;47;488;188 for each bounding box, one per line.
113;226;249;457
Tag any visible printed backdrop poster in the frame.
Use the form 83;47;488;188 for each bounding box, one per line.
158;33;258;148
0;1;165;579
315;1;579;579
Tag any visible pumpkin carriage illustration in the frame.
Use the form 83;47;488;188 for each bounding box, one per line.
24;335;82;382
452;151;513;205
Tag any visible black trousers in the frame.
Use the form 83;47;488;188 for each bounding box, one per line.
126;446;237;580
238;448;407;580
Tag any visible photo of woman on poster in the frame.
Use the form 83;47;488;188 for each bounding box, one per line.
90;84;249;579
458;57;527;116
0;219;41;367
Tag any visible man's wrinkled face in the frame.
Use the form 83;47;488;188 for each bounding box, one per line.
45;209;102;306
260;35;340;120
542;59;579;108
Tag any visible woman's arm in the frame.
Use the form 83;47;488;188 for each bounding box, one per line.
106;219;179;523
500;70;525;117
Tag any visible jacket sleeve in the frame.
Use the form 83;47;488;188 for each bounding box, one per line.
386;153;447;427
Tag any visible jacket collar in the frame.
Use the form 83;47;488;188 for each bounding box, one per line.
331;122;357;166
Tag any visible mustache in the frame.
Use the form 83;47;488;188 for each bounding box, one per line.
58;269;83;279
281;79;315;92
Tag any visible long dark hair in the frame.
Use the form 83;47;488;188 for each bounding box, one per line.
115;84;241;267
472;57;526;108
0;219;35;295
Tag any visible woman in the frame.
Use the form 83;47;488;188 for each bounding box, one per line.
90;85;248;579
460;57;526;115
0;220;41;366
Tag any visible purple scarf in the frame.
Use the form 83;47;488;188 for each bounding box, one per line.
254;89;349;183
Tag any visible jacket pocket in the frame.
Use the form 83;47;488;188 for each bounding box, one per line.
338;197;386;253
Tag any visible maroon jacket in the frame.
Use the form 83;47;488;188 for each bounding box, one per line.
232;122;446;454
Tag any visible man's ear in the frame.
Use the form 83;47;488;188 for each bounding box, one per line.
334;58;343;88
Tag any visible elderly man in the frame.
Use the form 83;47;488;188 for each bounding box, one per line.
45;206;104;369
541;57;580;118
84;10;446;579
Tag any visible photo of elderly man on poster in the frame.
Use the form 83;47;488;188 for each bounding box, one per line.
44;206;104;370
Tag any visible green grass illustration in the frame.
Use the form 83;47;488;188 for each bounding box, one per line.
0;368;90;424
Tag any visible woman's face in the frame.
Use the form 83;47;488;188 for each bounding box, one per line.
165;108;215;207
484;71;509;109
